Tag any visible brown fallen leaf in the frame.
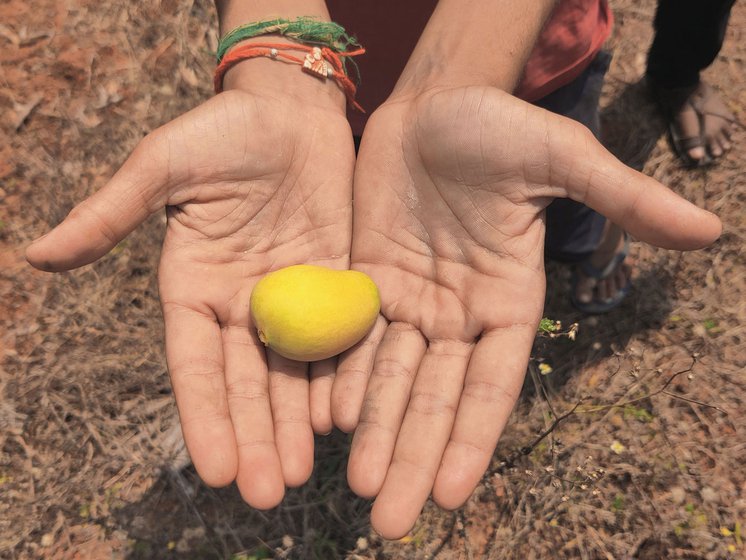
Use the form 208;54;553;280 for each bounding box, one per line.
9;92;43;131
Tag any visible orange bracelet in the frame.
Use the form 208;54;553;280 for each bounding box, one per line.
214;41;365;112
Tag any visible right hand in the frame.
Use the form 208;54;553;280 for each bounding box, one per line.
26;59;355;509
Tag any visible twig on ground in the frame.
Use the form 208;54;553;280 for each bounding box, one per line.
456;509;474;560
660;390;727;413
428;512;457;559
497;399;586;471
495;355;726;472
576;355;726;415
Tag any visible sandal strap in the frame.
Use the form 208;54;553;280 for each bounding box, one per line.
688;84;744;128
650;80;744;129
689;109;744;129
677;135;706;151
579;233;630;280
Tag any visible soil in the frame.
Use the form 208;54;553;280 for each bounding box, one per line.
1;1;744;559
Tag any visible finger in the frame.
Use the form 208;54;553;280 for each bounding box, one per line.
25;132;169;272
548;116;722;249
162;301;237;487
267;351;314;487
369;340;472;540
347;322;427;498
331;315;388;432
223;324;285;509
431;326;535;510
309;358;337;435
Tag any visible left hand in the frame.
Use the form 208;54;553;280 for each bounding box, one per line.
332;86;721;539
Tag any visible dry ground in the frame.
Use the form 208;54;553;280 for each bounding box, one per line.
1;1;744;558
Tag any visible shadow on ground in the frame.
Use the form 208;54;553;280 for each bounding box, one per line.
116;430;372;560
600;78;668;171
537;260;677;391
525;79;674;398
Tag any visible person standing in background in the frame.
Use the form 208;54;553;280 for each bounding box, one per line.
647;0;739;168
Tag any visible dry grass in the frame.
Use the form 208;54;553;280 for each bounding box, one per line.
1;0;744;558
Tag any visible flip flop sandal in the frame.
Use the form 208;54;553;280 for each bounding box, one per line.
649;81;742;169
570;233;631;314
669;118;712;168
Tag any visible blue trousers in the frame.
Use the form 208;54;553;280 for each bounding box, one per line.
537;51;612;263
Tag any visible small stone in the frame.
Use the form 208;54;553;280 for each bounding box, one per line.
670;486;686;504
701;487;718;503
40;534;54;547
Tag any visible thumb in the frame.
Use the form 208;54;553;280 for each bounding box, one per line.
552;119;722;250
26;132;170;272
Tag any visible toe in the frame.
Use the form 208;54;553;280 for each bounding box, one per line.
707;136;723;158
717;131;731;153
596;276;609;302
614;266;628;296
722;123;733;141
575;275;596;304
687;145;707;162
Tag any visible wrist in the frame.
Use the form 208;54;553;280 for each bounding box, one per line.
220;38;348;116
387;0;557;103
214;2;348;114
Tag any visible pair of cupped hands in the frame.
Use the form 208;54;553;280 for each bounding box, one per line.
26;64;721;539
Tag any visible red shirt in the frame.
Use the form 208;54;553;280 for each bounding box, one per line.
326;0;613;135
514;0;613;102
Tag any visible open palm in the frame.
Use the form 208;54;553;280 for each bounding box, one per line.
333;86;721;538
26;89;355;509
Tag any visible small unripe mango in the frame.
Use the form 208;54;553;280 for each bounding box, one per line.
250;265;380;361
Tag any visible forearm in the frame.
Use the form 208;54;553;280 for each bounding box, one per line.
213;1;346;112
392;0;558;99
214;0;332;35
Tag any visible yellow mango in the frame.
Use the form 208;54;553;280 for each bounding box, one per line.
250;264;380;362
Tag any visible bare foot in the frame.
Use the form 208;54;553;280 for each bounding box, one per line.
651;80;737;167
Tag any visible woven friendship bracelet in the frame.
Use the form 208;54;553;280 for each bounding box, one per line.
213;42;365;112
216;17;362;64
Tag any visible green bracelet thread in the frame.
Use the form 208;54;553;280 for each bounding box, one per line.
216;17;361;64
